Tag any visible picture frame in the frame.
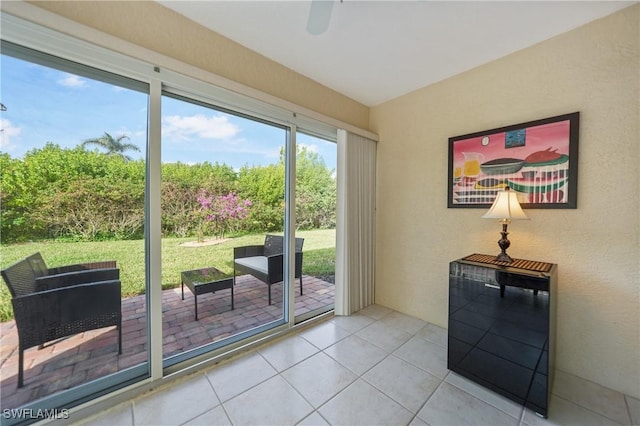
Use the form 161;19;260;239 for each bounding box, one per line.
447;112;580;209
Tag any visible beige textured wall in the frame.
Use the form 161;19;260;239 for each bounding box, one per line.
371;5;639;397
28;0;369;130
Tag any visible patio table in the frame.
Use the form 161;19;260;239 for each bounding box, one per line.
181;267;234;320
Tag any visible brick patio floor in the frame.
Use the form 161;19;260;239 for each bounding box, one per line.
0;275;334;409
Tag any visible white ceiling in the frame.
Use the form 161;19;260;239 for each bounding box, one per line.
158;1;634;106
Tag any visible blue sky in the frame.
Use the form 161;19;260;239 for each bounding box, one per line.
0;54;336;170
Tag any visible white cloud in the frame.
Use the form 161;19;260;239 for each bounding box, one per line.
299;143;319;153
162;114;240;141
57;74;87;88
0;119;21;151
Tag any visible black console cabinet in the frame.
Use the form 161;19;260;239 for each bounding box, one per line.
448;254;557;417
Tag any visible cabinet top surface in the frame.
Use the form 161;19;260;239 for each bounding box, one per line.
456;253;556;273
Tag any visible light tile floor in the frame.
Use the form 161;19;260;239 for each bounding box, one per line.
77;305;639;426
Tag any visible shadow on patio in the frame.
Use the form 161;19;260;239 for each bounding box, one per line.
0;275;334;409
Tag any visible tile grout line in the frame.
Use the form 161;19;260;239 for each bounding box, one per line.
411;375;449;426
443;373;525;423
276;328;353;424
295;321;368;416
623;395;637;426
324;315;445;424
202;370;233;425
289;312;402;424
398;321;449;424
551;369;634;425
551;393;628;425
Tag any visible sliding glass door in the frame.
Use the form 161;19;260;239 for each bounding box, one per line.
0;14;347;421
293;132;337;323
160;92;290;365
0;42;150;417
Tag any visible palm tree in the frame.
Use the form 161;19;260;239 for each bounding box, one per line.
81;132;140;161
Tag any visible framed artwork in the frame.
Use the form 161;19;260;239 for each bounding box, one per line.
447;112;579;208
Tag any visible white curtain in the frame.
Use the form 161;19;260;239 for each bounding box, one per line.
335;129;377;315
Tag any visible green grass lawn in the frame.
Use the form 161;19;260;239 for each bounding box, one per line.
0;229;336;322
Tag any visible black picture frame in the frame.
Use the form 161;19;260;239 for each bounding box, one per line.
447;112;579;209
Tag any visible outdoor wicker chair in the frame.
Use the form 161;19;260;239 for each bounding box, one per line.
233;234;304;305
1;252;122;388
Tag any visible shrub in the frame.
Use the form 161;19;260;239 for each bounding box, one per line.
35;176;145;241
295;145;337;230
0;143;337;242
196;191;252;239
161;181;200;238
237;163;286;232
0;144;143;242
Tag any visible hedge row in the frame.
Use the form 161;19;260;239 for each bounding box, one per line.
0;143;336;243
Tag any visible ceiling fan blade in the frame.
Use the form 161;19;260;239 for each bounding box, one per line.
306;0;334;35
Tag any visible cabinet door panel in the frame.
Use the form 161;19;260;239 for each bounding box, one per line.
448;258;556;418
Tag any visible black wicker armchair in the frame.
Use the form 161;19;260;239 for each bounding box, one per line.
1;253;122;388
233;234;304;305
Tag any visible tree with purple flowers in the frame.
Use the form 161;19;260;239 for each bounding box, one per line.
196;191;253;241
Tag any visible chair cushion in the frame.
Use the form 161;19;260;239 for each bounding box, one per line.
234;256;268;275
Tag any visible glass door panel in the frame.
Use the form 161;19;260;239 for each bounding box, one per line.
0;47;149;414
160;93;287;364
294;132;337;323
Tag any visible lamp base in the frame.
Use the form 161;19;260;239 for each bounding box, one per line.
494;252;514;263
495;222;513;263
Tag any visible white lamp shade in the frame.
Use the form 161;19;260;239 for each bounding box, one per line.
482;188;529;220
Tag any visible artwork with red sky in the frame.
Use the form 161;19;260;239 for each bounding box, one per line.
451;120;570;171
448;112;579;208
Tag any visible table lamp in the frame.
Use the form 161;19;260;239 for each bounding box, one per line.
482;186;529;262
